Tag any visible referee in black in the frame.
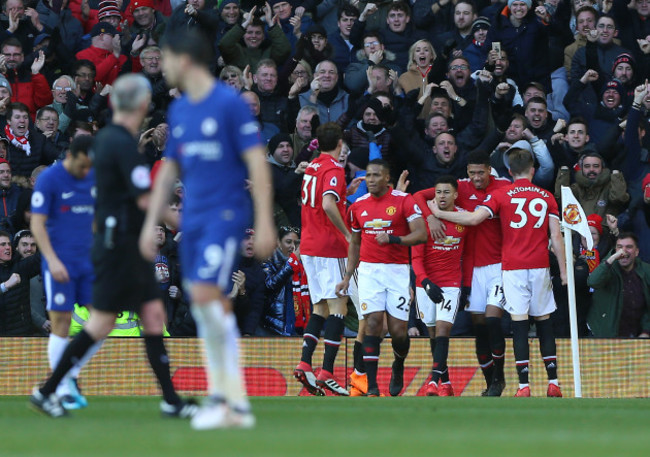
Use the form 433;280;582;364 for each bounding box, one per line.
31;74;197;419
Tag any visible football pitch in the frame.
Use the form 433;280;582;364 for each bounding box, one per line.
3;396;650;457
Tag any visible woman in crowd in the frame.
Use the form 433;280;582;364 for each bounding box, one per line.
260;226;309;336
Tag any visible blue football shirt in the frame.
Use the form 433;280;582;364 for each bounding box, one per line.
165;83;261;231
31;162;95;262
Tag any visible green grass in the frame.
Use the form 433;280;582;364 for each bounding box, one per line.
3;396;650;457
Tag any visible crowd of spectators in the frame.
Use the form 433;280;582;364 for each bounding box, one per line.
0;0;649;339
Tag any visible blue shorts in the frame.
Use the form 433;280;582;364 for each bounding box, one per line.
44;259;94;312
180;222;246;291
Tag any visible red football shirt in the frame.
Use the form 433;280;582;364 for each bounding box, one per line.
456;176;510;268
412;207;469;288
480;178;559;270
349;188;422;264
300;154;348;258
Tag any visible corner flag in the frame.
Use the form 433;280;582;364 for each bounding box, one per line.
561;186;593;250
560;185;591;397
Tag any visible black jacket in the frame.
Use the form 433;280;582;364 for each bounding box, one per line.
233;256;266;336
0;252;41;335
6;127;58;179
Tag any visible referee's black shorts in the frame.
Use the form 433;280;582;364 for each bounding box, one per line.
92;235;161;312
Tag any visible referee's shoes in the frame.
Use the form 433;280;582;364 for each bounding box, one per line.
161;398;199;418
30;388;68;418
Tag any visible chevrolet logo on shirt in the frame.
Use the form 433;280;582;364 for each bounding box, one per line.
363;219;392;229
434;236;461;246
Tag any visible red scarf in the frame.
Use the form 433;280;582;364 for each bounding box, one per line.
288;253;310;331
4;124;30;156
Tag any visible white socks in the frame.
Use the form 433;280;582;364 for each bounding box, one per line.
49;334;70;397
48;334;68;369
192;301;249;411
192;302;226;398
221;313;248;410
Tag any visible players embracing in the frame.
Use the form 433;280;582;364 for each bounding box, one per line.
432;147;566;397
415;152;512;396
412;175;471;397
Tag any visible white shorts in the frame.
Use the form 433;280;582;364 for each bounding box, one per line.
467;263;506;313
301;255;346;304
416;286;460;326
502;268;556;317
346;268;362;321
357;262;410;321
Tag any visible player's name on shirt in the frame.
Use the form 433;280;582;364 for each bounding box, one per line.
505;185;552;198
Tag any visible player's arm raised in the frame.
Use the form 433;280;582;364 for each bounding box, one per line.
30;213;69;283
139;159;179;261
323;193;351;242
549;216;567;285
336;230;361;297
242;145;277;260
432;203;491;226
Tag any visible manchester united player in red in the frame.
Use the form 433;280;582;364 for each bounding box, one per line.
336;159;427;397
294;123;351;396
413;176;470;396
414;152;512;396
432;148;567;397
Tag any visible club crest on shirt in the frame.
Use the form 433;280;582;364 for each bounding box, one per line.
361;303;368;311
455;224;464;232
563;204;581;225
385;205;397;216
201;118;218;136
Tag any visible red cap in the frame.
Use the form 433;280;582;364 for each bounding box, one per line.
587;214;603;235
131;0;154;12
0;158;10;167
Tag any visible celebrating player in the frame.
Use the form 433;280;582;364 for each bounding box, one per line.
414;151;511;396
30;136;102;410
294;122;352;397
337;159;427;397
413;175;470;396
432;148;566;397
140;29;276;429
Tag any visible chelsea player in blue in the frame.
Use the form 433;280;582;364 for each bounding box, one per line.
30;135;101;410
140;30;276;430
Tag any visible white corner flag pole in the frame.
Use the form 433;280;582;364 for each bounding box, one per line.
561;186;585;398
562;220;582;398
